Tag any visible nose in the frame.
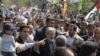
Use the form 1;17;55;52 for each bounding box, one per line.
25;32;29;36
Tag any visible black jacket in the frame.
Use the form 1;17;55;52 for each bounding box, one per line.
16;36;32;56
39;39;55;56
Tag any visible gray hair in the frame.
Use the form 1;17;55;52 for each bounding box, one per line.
46;27;56;33
56;35;67;47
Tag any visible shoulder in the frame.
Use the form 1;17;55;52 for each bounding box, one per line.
74;34;83;40
16;36;23;43
36;27;46;31
2;34;14;41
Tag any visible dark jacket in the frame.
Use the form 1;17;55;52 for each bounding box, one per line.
35;27;46;41
35;26;58;41
16;36;32;56
39;39;55;56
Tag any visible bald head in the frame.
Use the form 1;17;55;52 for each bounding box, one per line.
66;48;74;56
54;47;74;56
56;35;67;47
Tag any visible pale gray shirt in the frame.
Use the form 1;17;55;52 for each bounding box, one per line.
1;34;16;52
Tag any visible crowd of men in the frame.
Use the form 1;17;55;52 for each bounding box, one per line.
0;3;100;56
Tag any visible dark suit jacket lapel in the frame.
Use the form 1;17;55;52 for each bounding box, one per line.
16;36;24;44
45;39;55;56
45;39;51;53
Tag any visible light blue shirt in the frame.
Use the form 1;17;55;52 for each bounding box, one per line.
0;34;15;52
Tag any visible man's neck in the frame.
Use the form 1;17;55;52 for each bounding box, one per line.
20;35;27;43
69;34;75;38
88;33;93;36
46;38;54;42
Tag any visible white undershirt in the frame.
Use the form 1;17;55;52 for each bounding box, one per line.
66;37;74;47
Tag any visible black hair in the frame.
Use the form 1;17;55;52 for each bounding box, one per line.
87;24;95;29
69;20;76;24
46;17;55;23
19;25;29;32
77;15;85;21
69;24;77;31
80;16;85;21
80;21;87;26
79;41;97;56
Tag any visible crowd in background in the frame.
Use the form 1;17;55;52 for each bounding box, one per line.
0;3;100;56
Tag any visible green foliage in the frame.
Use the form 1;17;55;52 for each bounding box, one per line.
2;0;95;14
82;0;95;13
68;0;95;14
2;0;12;7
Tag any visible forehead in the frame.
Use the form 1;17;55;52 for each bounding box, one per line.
48;30;55;33
22;28;29;31
69;25;74;28
95;28;100;32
